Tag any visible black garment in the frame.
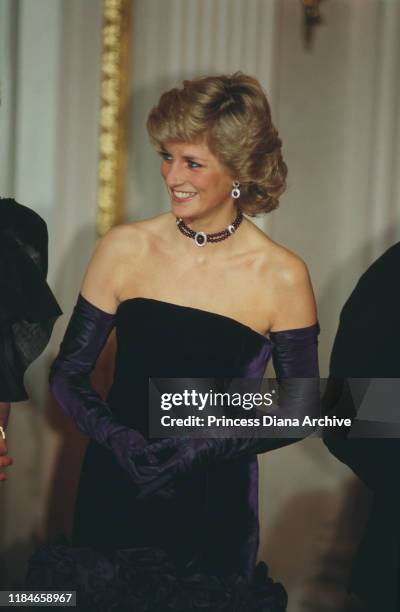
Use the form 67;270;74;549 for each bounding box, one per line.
71;298;276;576
0;198;62;401
27;297;297;611
324;242;400;611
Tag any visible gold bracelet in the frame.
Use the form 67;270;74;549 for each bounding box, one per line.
0;426;6;440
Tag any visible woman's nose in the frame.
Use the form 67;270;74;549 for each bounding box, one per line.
165;161;185;187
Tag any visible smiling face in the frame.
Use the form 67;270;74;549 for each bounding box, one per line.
159;140;235;222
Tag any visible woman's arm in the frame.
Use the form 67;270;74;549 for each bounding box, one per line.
79;225;128;314
269;253;317;332
49;227;174;490
49;225;124;445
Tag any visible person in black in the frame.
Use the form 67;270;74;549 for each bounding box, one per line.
0;198;62;481
324;241;400;611
24;73;319;611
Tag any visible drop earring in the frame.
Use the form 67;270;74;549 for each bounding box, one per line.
231;181;241;199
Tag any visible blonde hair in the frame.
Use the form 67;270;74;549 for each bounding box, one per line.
146;72;287;216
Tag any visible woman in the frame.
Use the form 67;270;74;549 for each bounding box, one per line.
0;198;62;481
27;73;319;610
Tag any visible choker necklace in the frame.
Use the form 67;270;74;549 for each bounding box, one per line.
176;210;243;247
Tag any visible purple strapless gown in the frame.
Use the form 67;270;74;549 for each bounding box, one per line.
26;298;318;611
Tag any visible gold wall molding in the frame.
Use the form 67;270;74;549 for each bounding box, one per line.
97;0;132;237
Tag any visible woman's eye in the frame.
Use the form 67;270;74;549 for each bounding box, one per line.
187;160;201;169
159;151;172;161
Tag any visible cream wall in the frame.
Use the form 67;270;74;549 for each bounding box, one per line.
271;0;400;375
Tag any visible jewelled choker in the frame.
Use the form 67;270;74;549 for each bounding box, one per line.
175;210;243;247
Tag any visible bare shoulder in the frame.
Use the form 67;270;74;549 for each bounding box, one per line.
244;223;317;330
268;240;311;289
269;243;316;330
119;213;171;250
243;221;308;281
79;222;148;313
81;224;140;280
95;223;138;256
80;214;170;312
93;213;169;258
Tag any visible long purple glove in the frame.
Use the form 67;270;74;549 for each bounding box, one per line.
49;295;175;489
138;323;320;497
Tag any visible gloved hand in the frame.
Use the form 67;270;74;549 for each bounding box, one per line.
49;294;176;495
138;323;320;498
109;428;178;496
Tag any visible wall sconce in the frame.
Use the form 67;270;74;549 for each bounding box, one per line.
301;0;325;50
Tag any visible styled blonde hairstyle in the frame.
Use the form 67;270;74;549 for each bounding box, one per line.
146;72;287;216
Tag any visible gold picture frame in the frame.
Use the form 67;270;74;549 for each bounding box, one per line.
96;0;132;237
